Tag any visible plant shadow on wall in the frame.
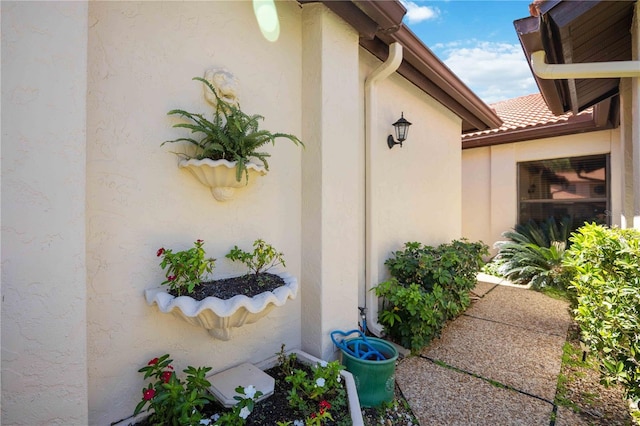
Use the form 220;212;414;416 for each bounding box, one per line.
145;239;298;340
373;239;489;353
162;73;303;201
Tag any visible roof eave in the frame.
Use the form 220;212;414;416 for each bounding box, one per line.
462;96;616;149
300;0;502;132
462;114;608;149
514;15;566;115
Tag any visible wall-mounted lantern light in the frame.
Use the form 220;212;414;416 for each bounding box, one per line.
387;112;412;149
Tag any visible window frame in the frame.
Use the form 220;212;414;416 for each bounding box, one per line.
516;154;611;228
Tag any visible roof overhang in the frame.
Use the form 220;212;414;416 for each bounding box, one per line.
462;97;617;149
299;0;503;132
514;0;635;116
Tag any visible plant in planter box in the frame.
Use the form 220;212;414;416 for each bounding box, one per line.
225;239;285;288
162;75;303;200
134;354;213;425
146;239;298;340
157;239;216;296
210;386;264;426
212;346;350;426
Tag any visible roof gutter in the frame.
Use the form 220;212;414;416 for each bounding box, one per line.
531;50;640;79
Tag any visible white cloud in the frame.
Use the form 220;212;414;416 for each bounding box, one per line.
400;0;440;24
435;41;538;104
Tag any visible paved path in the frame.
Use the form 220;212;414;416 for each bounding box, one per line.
396;279;572;425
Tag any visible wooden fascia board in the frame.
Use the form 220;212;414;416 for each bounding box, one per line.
514;15;567;115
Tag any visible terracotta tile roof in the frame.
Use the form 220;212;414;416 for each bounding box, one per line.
462;93;593;139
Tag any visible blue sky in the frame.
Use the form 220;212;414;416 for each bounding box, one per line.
400;0;538;104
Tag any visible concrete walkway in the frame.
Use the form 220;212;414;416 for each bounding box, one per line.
396;278;573;425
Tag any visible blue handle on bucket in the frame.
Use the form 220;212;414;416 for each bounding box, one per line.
330;329;386;361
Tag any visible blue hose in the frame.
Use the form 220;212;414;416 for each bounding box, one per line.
330;329;386;361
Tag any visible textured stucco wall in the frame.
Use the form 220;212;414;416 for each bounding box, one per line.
359;50;464;305
300;4;361;360
461;147;491;246
461;129;620;253
1;2;89;424
86;2;302;424
1;0;488;423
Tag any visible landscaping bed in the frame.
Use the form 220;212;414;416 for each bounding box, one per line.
556;323;635;425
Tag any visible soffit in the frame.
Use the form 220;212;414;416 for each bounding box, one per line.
515;0;635;116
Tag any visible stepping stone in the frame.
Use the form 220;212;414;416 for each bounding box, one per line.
466;285;571;337
422;315;565;401
397;356;553;425
207;363;274;408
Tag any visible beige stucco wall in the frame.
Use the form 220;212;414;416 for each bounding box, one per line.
462;128;621;253
86;2;302;424
2;2;89;424
300;4;361;360
2;1;472;423
359;50;464;306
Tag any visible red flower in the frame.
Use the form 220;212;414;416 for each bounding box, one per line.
310;413;317;419
167;365;174;370
319;400;331;410
167;275;176;281
148;358;159;366
143;388;156;401
197;239;203;243
157;248;165;257
161;371;172;383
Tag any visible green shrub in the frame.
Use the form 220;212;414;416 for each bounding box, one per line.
564;223;640;402
493;217;573;289
374;239;488;352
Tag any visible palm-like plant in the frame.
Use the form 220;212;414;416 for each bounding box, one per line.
163;77;303;182
493;217;572;288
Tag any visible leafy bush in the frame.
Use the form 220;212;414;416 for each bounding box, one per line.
564;223;640;402
374;239;488;352
493;217;573;289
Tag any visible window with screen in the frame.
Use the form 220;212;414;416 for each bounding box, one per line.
518;154;609;231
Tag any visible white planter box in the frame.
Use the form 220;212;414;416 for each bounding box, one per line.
255;349;364;426
113;349;363;426
145;272;298;340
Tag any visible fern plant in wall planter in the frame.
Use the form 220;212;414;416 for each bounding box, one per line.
145;239;298;340
163;71;303;201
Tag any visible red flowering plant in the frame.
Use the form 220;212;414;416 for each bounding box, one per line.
305;400;333;425
134;354;213;425
157;239;215;295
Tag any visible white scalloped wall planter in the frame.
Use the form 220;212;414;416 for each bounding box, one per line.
179;158;267;201
145;272;298;340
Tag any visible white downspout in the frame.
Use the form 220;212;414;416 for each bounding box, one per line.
531;50;640;79
364;42;403;337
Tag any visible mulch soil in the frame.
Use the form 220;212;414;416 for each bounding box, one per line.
170;273;285;300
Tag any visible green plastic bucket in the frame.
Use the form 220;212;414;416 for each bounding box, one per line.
339;337;398;407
